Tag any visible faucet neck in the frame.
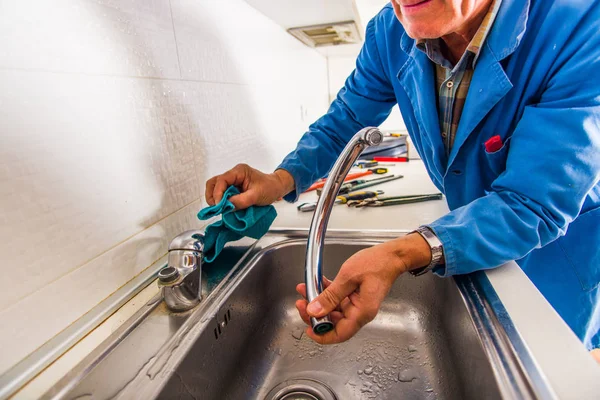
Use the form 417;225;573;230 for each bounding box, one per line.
304;127;383;334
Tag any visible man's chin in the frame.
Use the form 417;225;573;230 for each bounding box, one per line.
402;25;445;40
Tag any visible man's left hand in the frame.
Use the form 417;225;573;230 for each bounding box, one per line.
295;233;432;344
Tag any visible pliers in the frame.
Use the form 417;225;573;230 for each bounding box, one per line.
297;190;385;212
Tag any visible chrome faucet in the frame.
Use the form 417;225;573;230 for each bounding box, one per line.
305;127;384;334
158;230;205;312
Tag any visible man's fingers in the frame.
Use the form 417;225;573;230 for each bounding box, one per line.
213;177;231;204
296;283;307;298
205;177;217;206
296;278;332;299
211;165;248;204
305;316;361;345
229;191;258;211
306;275;356;318
296;299;343;329
295;299;310;324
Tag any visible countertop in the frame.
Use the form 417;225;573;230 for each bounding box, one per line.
272;160;448;231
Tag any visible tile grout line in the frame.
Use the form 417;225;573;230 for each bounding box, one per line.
168;0;184;79
0;197;205;314
0;65;248;87
325;55;332;103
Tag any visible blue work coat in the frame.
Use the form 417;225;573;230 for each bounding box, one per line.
279;0;600;349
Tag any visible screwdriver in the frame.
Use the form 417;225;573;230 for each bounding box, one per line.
354;161;395;168
316;175;398;196
344;167;389;181
304;168;389;192
340;174;403;194
356;193;443;207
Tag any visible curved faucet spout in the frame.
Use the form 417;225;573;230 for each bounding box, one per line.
305;127;384;335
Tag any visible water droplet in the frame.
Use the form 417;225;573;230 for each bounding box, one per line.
398;369;418;382
364;367;373;375
408;345;417;352
357;369;363;375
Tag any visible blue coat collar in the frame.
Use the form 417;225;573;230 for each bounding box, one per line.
399;0;530;62
397;0;530;170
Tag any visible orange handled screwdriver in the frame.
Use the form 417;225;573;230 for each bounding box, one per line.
304;168;389;192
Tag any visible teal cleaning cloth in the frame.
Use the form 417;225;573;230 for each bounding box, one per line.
198;186;277;263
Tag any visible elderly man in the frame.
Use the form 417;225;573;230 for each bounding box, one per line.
205;0;600;356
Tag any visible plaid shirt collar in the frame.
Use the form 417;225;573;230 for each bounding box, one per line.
415;0;502;70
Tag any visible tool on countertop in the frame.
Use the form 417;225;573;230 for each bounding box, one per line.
354;160;395;168
304;168;390;192
360;134;408;159
297;190;384;212
337;174;403;194
350;193;443;207
344;167;389;181
316;175;403;196
371;156;409;162
304;175;355;193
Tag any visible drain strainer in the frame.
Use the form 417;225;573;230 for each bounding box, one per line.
265;379;337;400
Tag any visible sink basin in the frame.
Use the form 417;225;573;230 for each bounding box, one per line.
44;231;551;400
157;238;501;400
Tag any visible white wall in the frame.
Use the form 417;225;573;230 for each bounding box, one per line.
327;54;406;132
327;0;407;132
0;0;328;375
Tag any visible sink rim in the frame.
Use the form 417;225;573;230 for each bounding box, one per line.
42;229;556;400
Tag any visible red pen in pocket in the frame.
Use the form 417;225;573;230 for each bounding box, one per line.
485;135;503;153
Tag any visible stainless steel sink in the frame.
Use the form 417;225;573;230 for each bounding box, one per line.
158;238;501;400
44;231;550;400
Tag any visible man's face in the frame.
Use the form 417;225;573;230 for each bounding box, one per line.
391;0;484;39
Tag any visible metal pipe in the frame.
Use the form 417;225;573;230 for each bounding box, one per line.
305;127;383;334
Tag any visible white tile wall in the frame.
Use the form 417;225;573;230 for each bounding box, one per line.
0;0;329;376
327;55;407;132
0;0;181;78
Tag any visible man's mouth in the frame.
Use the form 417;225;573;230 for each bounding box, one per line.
399;0;432;8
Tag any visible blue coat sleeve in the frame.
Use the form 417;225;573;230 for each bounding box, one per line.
428;27;600;276
277;18;397;202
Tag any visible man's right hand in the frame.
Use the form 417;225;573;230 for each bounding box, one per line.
205;164;295;210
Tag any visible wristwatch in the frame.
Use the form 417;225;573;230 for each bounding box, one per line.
410;226;444;276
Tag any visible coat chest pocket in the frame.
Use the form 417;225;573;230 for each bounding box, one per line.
482;136;511;177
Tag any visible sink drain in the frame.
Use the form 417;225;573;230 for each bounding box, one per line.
265;379;337;400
